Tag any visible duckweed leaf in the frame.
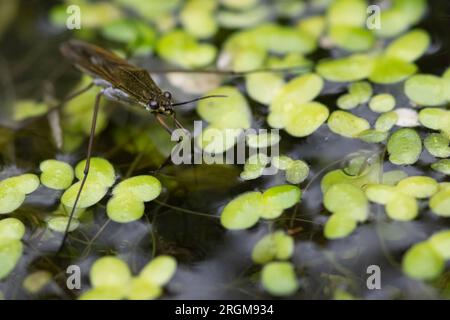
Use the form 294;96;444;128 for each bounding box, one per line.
128;278;162;300
385;29;430;62
90;256;131;288
261;262;298;296
387;129;422;165
2;174;40;195
431;159;450;175
74;158;115;187
220;192;263;230
424;134;450;158
365;184;397;205
0;187;25;215
262;185;301;210
349;81;372;104
430;188;450;217
284;102;329;137
40;160;74;190
285;160;310;184
47;216;80;233
22;271;52;294
405;75;447;106
396;176;439;199
316;54;374;82
270;73;324;115
329;26;375;52
327;111;370;138
327;0;367;27
324;213;357;240
61;181;109;209
375;111;398;132
245;72;285;105
252;231;294;264
246;132;281;148
324;183;368;222
428;231;450;259
0;240;23;280
369;94;396;113
79;286;125;300
385;193;418;221
112;176;161;202
0;218;25;241
402;242;445;280
156;30;217;68
369;56;417;84
197;86;251;129
139;255;177;286
357;130;389;143
197;126;242;154
272;156;294;171
418;108;450;131
106;194;145;223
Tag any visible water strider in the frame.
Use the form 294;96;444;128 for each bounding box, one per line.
58;39;306;252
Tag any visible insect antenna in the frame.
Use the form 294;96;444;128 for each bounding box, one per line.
172;95;227;107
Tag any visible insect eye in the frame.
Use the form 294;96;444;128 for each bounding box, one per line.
149;100;158;109
163;91;172;100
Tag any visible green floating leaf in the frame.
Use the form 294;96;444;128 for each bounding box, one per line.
180;0;217;39
329;26;375;52
337;94;359;110
369;94;396;113
197;126;242;154
284;102;329;137
112;176;161;202
349;81;372;104
387;128;422;165
271;156;294;170
424;134;450;158
365;184;397;205
240;154;270;181
418;108;450;131
79;286;125;300
385;193;418;221
2;174;40;195
13;100;48;121
90;256;131;289
385;29;430;62
252;231;294;264
128;277;162;300
357;130;389;143
428;230;450;260
23;271;53;294
405;75;447;107
0;218;25;241
270;73;324;115
402;241;445;280
47;216;79;233
0;240;23;280
430;188;450;217
327;111;370;138
396;176;438;199
324;212;357;240
369;56;417;84
262;185;301;210
139;255;177;286
261;262;298;297
220;192;263;230
217;6;269;29
107;194;145;223
382;170;408;186
316;54;374;82
156;30;217;68
431;159;450;175
297;15;326;40
40;160;74;190
246;72;285;105
327;0;367;27
74;158;116;187
285;160;310;184
197;86;251;129
324;183;368;222
375;111;398;132
0;187;25;215
61;181;109;209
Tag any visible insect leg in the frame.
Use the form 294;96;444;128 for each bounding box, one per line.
58;91;103;253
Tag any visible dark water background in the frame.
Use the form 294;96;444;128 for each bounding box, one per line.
0;0;449;299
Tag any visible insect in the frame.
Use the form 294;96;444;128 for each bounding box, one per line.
57;39;306;252
58;39;228;251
